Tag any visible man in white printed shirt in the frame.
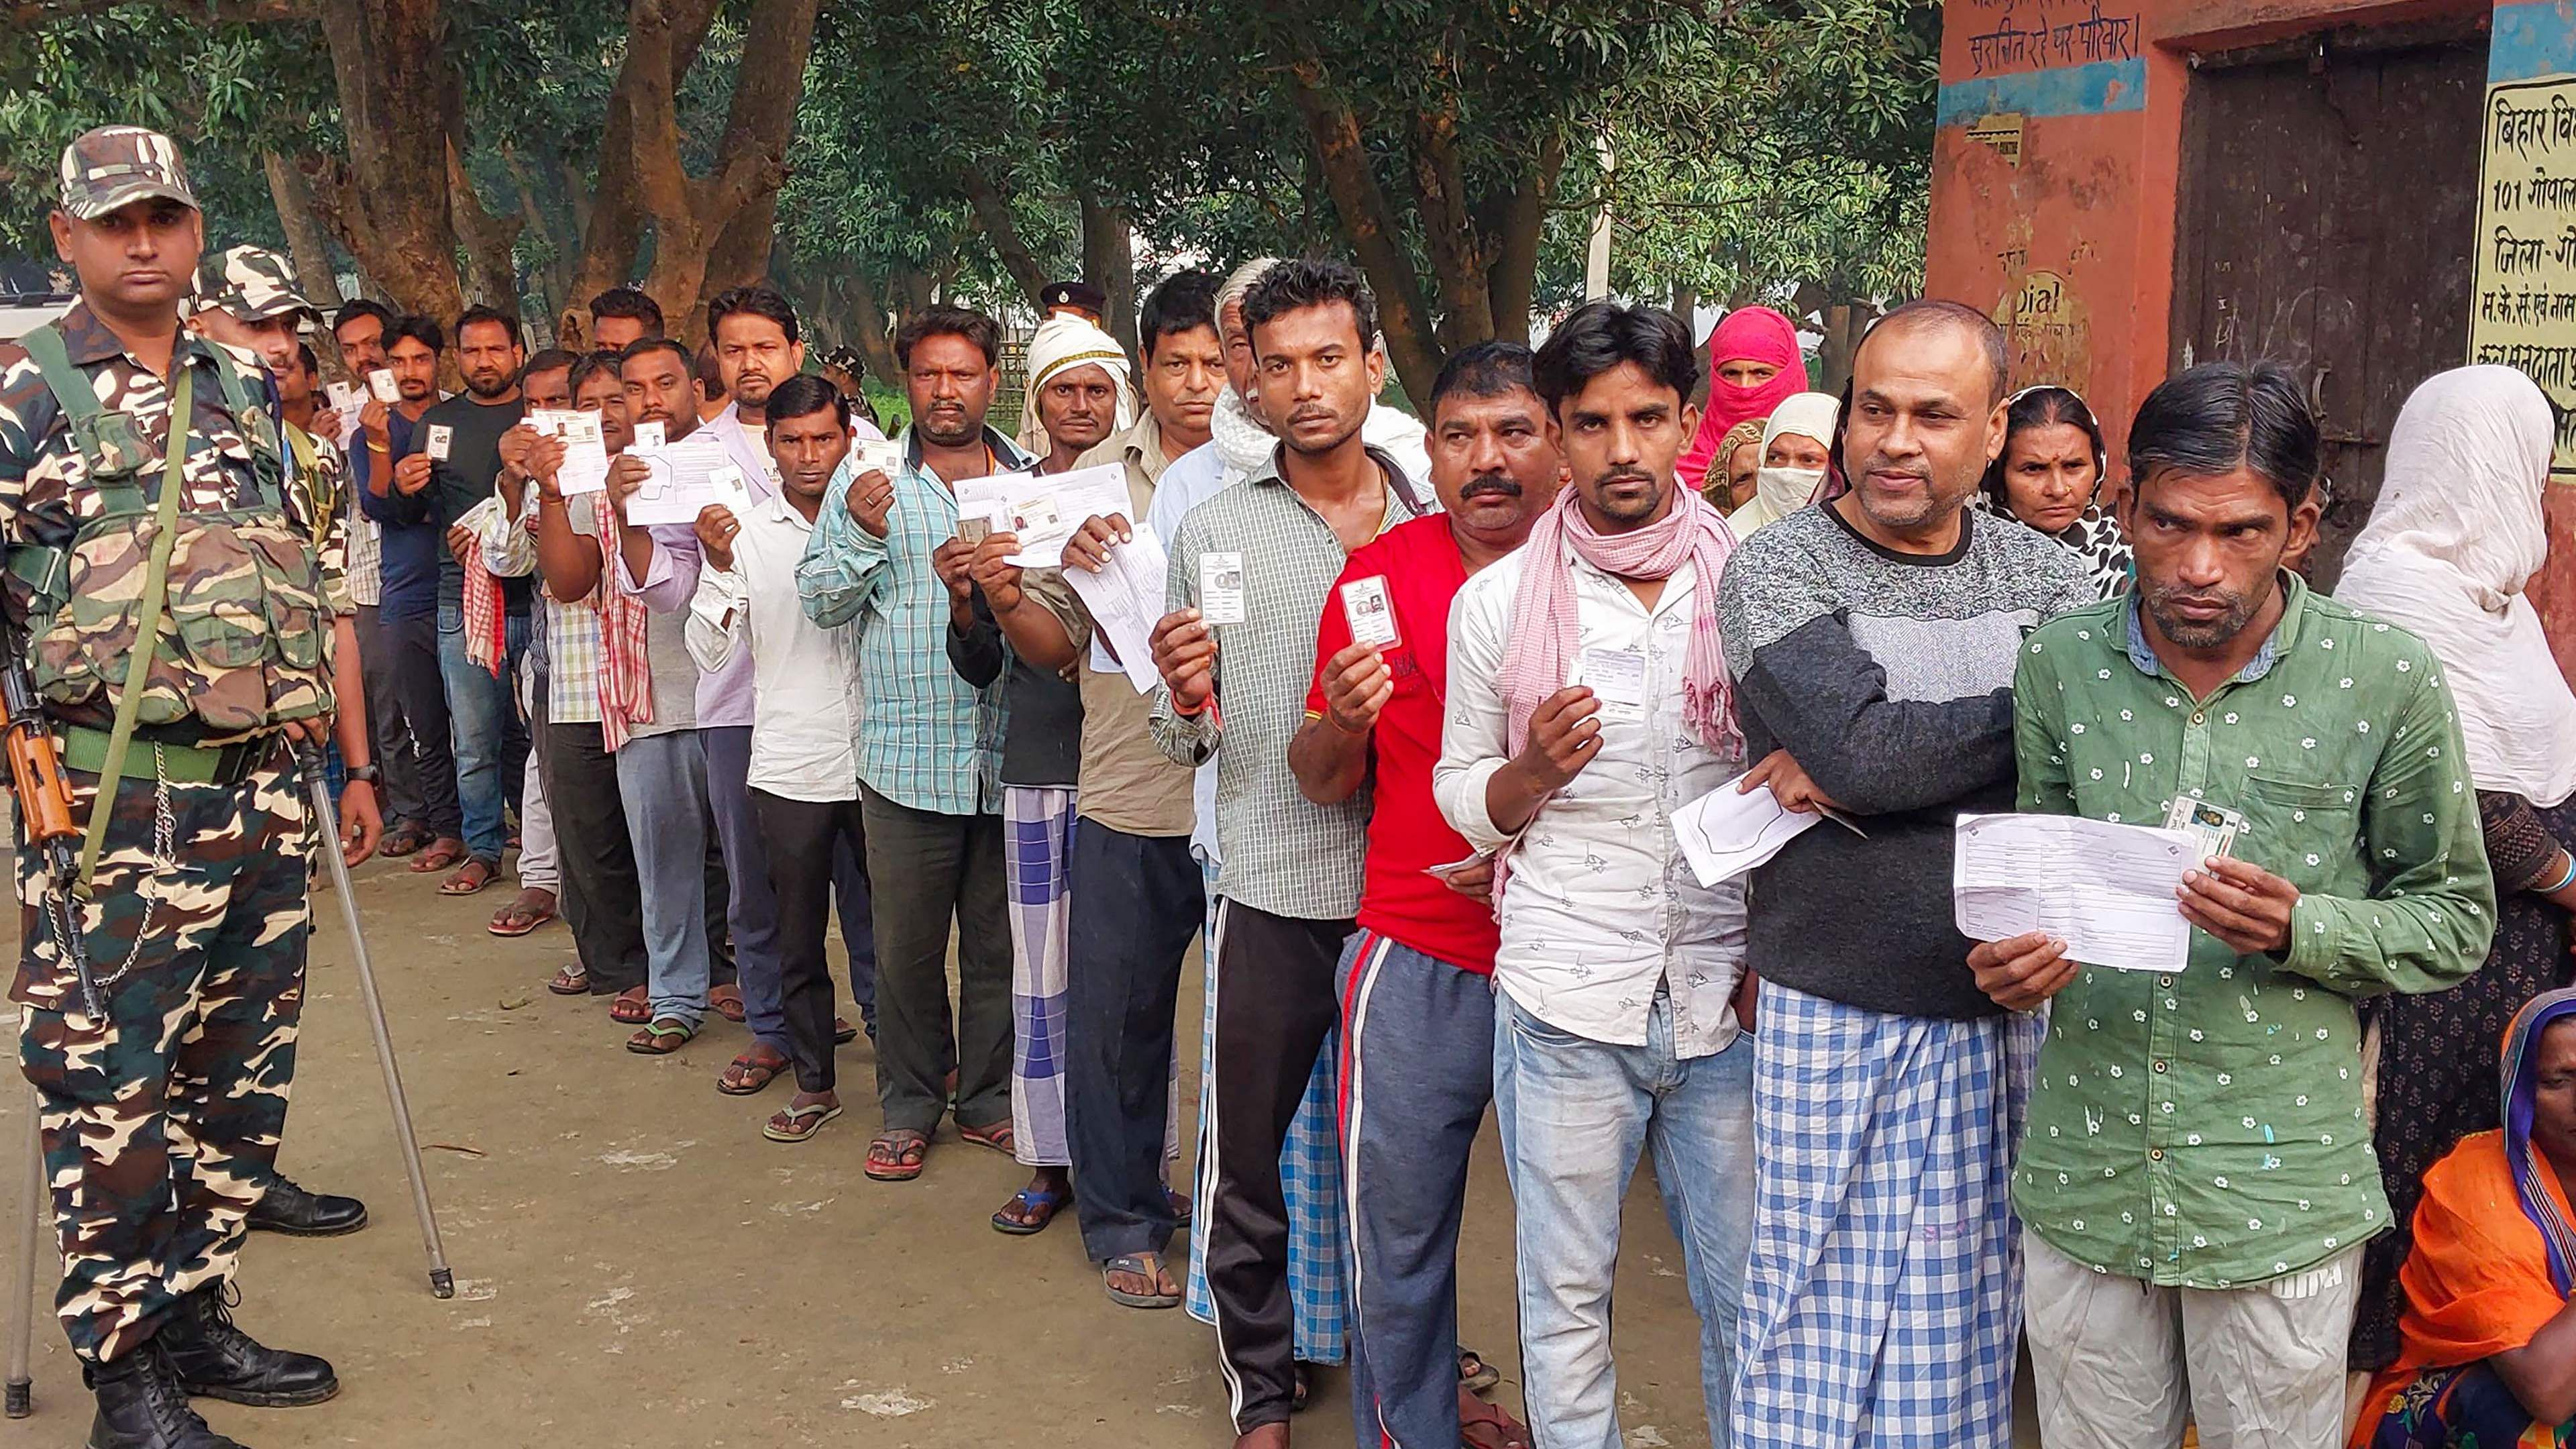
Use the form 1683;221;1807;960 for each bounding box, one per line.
684;374;871;1144
1434;301;1757;1449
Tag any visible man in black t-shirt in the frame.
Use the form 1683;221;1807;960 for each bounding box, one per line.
403;304;531;891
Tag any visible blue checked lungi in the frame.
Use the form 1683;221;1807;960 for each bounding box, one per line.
1185;867;1350;1365
1730;981;2044;1449
1006;786;1077;1167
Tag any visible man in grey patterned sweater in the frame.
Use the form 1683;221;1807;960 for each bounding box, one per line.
1715;302;2094;1449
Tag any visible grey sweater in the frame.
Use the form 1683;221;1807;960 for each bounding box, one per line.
1717;502;2094;1019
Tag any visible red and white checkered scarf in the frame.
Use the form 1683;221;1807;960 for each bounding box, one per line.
594;506;654;751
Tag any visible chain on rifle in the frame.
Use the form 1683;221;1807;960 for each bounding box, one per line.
83;745;174;996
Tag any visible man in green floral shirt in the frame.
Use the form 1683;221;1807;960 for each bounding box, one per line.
1974;362;2493;1449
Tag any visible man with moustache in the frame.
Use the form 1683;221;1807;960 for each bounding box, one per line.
798;306;1028;1183
1982;364;2488;1449
1716;302;2095;1449
596;337;745;1046
947;306;1135;1230
1436;306;1756;1449
965;270;1224;1264
331;298;428;855
4;124;378;1448
1295;341;1558;1449
524;350;652;1013
684;374;875;1142
359;314;472;881
1149;258;1428;1442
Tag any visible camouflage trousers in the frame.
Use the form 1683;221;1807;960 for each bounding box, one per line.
12;742;312;1364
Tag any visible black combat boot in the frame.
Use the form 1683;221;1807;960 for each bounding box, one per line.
243;1175;368;1237
158;1285;339;1408
84;1340;245;1449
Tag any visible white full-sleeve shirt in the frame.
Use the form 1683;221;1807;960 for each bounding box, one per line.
1434;540;1748;1056
684;491;866;802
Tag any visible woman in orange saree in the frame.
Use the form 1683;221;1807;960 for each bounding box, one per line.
2353;987;2576;1448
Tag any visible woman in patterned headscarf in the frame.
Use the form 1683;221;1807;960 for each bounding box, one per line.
2351;987;2576;1447
1974;385;2130;598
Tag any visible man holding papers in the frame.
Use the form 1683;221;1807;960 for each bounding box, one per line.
1434;303;1749;1449
1980;362;2492;1449
975;272;1220;1301
1290;340;1555;1449
797;306;1024;1185
1714;303;2094;1449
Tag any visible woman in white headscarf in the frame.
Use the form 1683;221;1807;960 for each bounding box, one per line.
2339;364;2576;1375
1722;390;1840;537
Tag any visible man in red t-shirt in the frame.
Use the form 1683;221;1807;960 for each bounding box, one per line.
1287;341;1564;1449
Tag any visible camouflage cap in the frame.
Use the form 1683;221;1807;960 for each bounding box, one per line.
194;246;319;327
58;125;197;221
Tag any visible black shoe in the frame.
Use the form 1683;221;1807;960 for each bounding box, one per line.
85;1340;244;1449
244;1177;368;1237
160;1285;339;1409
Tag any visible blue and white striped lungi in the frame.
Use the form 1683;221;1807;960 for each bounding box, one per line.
1730;981;2043;1449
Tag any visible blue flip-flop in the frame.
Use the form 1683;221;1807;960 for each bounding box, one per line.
991;1183;1069;1236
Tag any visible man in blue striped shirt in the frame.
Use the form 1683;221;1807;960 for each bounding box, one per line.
797;306;1026;1182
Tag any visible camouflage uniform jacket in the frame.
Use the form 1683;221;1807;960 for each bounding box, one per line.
0;299;345;739
282;417;355;617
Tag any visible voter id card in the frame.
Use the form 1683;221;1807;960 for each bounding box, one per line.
1199;552;1247;625
632;420;665;451
1340;575;1400;649
425;423;454;462
710;464;752;515
367;369;400;404
325;380;360;415
1579;646;1647;722
2163;797;2243;860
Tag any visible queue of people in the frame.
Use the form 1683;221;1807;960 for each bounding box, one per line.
11;125;2576;1449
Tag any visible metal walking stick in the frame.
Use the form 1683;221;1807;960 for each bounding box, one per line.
6;1086;41;1417
296;744;453;1298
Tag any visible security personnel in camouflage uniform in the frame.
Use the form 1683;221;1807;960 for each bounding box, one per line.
184;244;376;1242
5;127;382;1449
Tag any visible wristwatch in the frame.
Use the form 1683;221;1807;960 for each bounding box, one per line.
344;764;381;785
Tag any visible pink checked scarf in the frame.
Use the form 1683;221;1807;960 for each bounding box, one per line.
593;506;654;751
461;542;507;678
1499;486;1743;826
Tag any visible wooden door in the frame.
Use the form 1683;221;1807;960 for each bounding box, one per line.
2168;30;2487;584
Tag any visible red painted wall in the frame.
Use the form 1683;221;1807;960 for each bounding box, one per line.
1929;0;2576;673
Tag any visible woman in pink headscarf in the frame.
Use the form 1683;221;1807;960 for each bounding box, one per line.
1675;305;1809;493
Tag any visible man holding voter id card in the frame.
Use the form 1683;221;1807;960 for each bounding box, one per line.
1987;361;2494;1449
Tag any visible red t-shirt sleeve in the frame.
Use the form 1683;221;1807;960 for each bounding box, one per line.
1306;552;1365;718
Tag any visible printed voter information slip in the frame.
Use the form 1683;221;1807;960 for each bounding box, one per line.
1952;812;2197;973
621;428;733;527
1199;552;1248;625
1578;646;1647;721
366;369;400;404
1063;523;1172;694
1341;576;1401;649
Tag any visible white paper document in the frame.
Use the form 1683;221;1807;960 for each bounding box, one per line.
1063;525;1172;695
951;464;1131;569
621;430;735;527
1672;778;1825;887
526;409;611;496
1952;812;2198;973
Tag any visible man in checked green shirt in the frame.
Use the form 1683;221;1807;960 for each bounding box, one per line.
1973;362;2493;1449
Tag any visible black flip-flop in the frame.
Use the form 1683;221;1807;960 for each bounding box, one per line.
1101;1253;1181;1309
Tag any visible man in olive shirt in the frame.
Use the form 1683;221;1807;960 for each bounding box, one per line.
1976;362;2493;1449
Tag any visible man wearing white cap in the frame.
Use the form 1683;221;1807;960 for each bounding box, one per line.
1015;307;1136;466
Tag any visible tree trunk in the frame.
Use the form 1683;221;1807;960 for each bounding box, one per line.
313;0;464;326
573;0;723;319
1410;108;1493;353
261;151;345;312
959;166;1049;309
1482;131;1560;347
446;138;523;311
1078;189;1134;355
1275;64;1441;407
844;268;902;389
622;0;820;341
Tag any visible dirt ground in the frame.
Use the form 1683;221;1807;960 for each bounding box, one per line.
1;849;1735;1448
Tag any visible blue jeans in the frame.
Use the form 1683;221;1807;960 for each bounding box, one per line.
1493;988;1756;1449
435;602;529;863
614;731;713;1029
